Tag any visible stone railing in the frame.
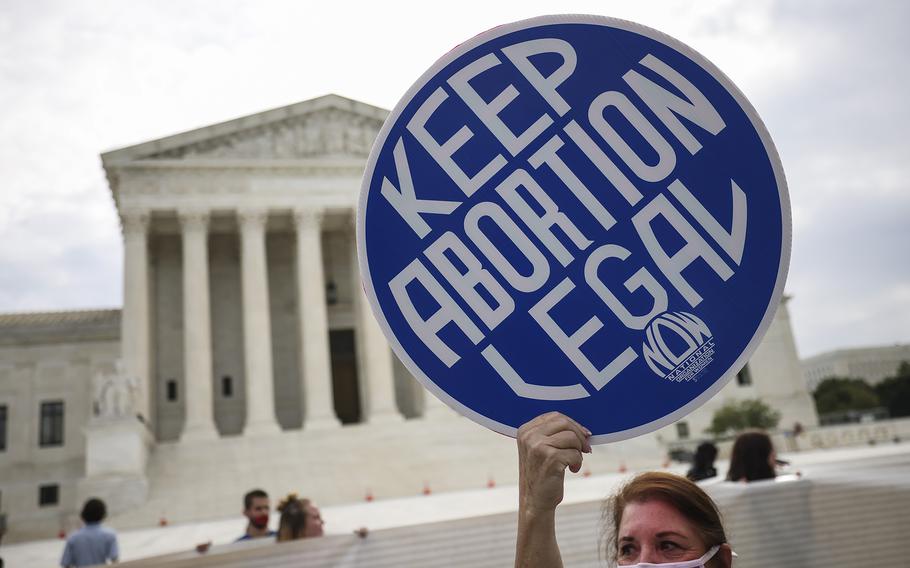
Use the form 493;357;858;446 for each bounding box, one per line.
668;416;910;460
790;416;910;451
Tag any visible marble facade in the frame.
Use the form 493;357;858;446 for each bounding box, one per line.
106;95;422;444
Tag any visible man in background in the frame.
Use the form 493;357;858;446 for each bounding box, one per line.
60;498;119;567
236;488;276;541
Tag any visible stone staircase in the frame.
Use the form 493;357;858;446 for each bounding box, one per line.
110;414;665;530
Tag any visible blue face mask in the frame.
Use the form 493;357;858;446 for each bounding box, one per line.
623;545;720;568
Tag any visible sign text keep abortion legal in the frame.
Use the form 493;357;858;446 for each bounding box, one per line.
359;18;787;440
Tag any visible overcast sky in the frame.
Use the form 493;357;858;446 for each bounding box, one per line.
0;0;907;358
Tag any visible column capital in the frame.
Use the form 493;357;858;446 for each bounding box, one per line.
293;207;324;229
177;208;210;233
237;207;270;231
120;210;150;236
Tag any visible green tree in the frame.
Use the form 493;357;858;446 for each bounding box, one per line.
813;377;880;415
707;399;781;437
875;361;910;418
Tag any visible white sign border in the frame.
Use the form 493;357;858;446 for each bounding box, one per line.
357;14;792;444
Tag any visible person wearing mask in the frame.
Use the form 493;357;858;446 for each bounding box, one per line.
60;498;119;567
726;430;777;482
236;488;276;541
515;412;733;568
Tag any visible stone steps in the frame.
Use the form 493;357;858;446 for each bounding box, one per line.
109;415;664;529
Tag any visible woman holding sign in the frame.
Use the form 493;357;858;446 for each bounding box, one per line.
359;12;783;567
516;413;734;568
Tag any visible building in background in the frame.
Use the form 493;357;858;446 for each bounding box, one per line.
803;344;910;392
0;95;817;542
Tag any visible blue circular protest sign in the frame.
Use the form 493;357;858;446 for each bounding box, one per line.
358;15;790;443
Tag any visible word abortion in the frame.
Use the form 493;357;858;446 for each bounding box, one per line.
380;39;749;398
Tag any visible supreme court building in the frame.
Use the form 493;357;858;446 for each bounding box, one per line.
0;95;817;541
109;95;416;440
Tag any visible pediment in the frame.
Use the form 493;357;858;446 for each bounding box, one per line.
102;94;389;165
148;107;384;160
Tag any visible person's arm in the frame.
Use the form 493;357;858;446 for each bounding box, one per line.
515;412;591;568
109;533;120;564
60;539;73;568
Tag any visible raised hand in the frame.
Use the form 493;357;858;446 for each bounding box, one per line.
515;412;592;568
518;411;593;513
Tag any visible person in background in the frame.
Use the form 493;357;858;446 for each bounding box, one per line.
515;412;733;567
726;430;777;482
276;493;324;542
687;441;719;482
236;488;276;541
60;498;119;567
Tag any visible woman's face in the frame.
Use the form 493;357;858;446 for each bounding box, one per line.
617;498;707;565
304;504;324;537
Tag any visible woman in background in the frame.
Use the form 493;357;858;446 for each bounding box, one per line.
726;430;776;482
276;494;324;542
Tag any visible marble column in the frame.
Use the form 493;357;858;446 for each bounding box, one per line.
238;208;281;436
120;210;152;425
178;209;218;441
349;222;403;424
294;208;340;430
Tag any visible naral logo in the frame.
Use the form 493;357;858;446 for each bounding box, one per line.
642;312;715;382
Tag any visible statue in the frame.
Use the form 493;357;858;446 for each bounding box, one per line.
93;361;138;420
